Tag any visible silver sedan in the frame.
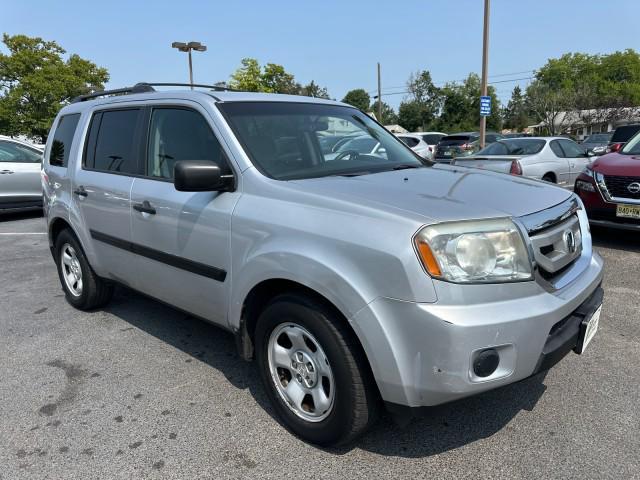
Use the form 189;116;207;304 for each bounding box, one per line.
0;136;44;212
451;137;593;189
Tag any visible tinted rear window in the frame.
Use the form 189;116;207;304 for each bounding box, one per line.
420;134;445;144
49;113;80;167
611;125;640;143
399;136;420;147
85;109;142;175
439;135;475;145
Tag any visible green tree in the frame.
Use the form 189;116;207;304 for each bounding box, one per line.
528;50;640;131
341;89;370;111
503;85;529;131
398;70;441;131
262;63;299;94
229;58;268;92
228;58;329;99
300;80;330;99
435;73;501;132
0;34;108;140
371;100;397;124
397;101;424;131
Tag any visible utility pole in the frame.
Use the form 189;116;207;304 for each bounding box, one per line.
479;0;490;148
377;62;382;123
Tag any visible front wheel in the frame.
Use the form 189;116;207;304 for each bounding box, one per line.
255;293;380;446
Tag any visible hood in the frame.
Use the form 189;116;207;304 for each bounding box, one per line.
592;152;640;176
291;165;572;224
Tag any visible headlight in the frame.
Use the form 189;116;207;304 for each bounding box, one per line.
575;180;596;192
414;218;532;283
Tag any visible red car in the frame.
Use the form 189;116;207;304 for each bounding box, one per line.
575;131;640;230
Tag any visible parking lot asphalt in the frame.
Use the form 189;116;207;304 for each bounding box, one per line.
0;211;639;480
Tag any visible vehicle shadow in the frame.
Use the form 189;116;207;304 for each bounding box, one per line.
104;287;548;458
0;209;43;222
591;226;640;253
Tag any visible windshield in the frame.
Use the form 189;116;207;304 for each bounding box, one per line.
584;134;610;143
475;139;546;156
621;131;640;155
219;102;424;180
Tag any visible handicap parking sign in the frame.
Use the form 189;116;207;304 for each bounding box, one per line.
480;96;491;116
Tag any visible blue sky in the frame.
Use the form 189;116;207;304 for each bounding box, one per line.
3;0;639;109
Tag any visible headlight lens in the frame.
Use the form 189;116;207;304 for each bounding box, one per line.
414;218;532;283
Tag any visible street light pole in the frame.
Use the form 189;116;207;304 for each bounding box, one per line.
171;41;207;89
479;0;490;148
188;49;193;88
377;62;382;123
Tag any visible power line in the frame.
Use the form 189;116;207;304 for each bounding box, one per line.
372;76;534;98
367;69;537;94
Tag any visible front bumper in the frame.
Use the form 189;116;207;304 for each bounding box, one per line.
349;251;604;408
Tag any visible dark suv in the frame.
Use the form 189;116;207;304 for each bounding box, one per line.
575;129;640;230
434;132;503;163
607;124;640;153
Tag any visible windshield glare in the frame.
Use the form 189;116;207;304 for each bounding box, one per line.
475;139;546;156
219;102;424;180
621;132;640;155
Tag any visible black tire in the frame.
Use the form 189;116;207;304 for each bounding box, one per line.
542;173;556;183
255;293;380;446
54;229;113;310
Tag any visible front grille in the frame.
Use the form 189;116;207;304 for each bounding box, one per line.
529;214;582;280
603;175;640;200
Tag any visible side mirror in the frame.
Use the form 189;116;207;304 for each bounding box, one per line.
174;160;234;192
586;149;595;157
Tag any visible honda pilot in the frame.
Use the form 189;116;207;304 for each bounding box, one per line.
43;83;604;446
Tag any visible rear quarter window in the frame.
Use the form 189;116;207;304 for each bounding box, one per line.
49;113;81;167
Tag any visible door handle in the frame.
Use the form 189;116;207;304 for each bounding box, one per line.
0;170;14;174
73;186;88;197
133;200;156;215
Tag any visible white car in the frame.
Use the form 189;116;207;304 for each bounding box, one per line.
411;131;447;159
396;133;431;159
451;137;593;189
0;135;44;212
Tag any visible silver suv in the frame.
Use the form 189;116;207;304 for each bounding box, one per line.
43;83;604;446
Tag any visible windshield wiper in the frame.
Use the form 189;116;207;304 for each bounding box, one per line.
391;164;423;171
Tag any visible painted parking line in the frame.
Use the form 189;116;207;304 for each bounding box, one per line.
0;232;47;235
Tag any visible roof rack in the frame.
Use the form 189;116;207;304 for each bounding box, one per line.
71;82;238;103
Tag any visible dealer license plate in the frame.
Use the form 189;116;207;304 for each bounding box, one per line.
576;305;601;354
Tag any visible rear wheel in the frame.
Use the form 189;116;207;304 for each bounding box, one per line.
255;293;380;446
542;173;556;183
54;229;113;310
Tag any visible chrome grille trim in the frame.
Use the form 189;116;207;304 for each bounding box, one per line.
516;195;588;290
596;173;640;205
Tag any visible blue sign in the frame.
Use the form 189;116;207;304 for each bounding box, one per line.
480;95;491;116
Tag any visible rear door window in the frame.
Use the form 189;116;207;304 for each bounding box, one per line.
550;140;564;157
85;109;143;175
49;113;80;167
559;139;586;158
